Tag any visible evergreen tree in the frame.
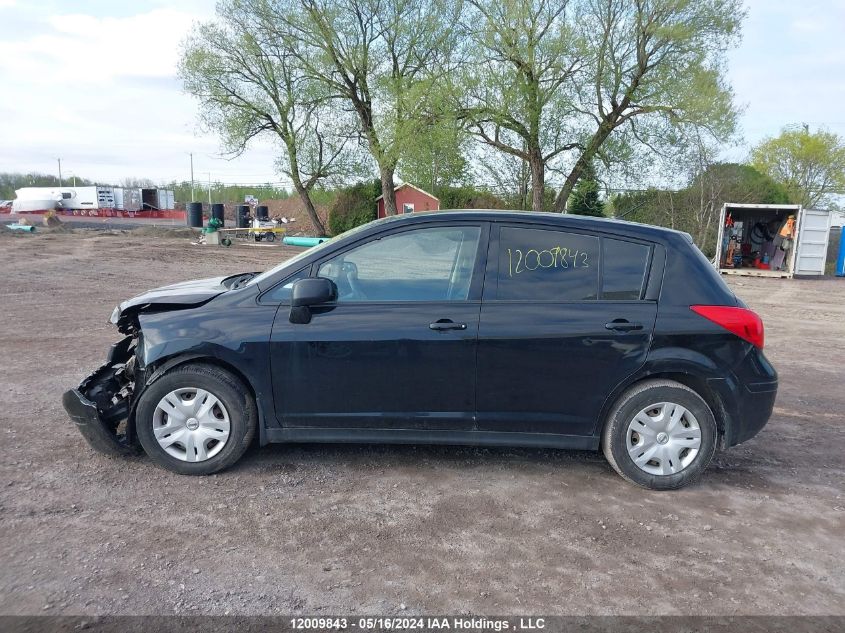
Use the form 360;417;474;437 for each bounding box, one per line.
568;163;605;217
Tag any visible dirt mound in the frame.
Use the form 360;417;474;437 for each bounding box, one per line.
43;214;62;228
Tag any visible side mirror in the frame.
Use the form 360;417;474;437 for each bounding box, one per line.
289;278;337;324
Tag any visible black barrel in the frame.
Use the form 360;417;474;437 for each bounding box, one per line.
211;203;225;227
257;205;269;220
236;205;250;228
187;202;203;228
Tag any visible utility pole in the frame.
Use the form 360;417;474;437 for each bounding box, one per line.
189;152;195;201
57;158;62;187
207;172;212;206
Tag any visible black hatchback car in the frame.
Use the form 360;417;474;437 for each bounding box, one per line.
63;211;777;489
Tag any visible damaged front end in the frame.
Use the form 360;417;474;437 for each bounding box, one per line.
62;274;237;456
62;335;141;456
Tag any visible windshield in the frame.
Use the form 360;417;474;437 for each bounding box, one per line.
245;221;378;288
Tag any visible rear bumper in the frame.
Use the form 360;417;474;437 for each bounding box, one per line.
62;386;136;457
731;379;778;445
708;348;778;447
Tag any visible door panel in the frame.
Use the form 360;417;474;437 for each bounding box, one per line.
476;225;657;436
476;301;656;435
271;303;480;430
269;223;487;431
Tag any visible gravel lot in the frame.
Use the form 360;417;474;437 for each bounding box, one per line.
0;229;843;616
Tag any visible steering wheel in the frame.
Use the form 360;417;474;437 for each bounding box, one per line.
341;261;368;301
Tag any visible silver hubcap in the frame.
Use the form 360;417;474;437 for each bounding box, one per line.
626;402;702;476
152;388;231;462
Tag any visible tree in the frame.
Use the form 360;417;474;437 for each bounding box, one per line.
458;0;583;212
328;180;380;235
691;163;789;206
397;117;468;193
179;0;358;236
274;0;462;217
568;161;604;216
751;127;845;208
611;159;789;257
552;0;743;211
0;172;95;199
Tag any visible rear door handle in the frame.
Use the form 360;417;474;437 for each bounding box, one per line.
605;320;643;332
430;319;467;331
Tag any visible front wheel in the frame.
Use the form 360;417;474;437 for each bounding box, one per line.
601;379;717;490
135;363;257;475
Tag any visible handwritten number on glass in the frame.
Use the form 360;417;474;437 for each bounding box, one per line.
506;247;589;277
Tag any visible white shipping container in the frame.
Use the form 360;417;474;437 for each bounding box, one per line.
715;203;832;278
114;187;142;211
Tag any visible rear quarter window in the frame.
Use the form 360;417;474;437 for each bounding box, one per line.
601;238;651;300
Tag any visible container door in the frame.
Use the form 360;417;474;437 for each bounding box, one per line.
715;204;727;268
795;209;832;275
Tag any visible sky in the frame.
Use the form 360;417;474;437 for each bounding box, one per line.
1;0;844;189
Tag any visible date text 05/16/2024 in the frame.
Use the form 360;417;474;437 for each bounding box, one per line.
289;617;546;631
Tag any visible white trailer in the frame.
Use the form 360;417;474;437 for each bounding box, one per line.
48;186;116;211
715;203;832;278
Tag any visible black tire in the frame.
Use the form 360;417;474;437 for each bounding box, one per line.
601;379;717;490
135;363;257;475
264;231;276;242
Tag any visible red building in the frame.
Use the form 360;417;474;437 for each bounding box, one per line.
376;183;440;219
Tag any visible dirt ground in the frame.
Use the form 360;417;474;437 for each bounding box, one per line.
0;229;842;616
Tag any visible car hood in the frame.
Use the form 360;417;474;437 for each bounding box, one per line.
110;275;234;332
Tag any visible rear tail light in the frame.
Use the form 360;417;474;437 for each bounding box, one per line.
690;305;765;349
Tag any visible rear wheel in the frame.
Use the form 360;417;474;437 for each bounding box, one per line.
601;379;717;490
135;364;256;475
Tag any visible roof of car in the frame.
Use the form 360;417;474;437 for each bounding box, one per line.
376;209;689;242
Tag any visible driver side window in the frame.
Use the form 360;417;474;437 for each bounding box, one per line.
317;226;481;302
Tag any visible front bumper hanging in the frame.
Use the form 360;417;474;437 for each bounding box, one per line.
62;386;135;457
62;336;140;457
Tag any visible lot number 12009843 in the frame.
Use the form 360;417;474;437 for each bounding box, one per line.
506;247;589;277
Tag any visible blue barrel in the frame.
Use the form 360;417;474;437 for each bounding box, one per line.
836;228;845;277
187;202;203;227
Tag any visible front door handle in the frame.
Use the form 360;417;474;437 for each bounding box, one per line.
430;319;467;331
605;319;643;332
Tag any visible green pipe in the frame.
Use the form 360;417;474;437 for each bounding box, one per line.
7;223;36;232
283;236;330;247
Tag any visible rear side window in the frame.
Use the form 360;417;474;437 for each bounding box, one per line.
497;227;599;300
602;239;651;300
